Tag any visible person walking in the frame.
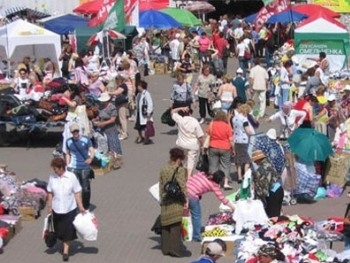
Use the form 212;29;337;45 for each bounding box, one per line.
159;147;187;257
65;123;95;210
171;106;204;178
47;157;85;262
249;58;269;119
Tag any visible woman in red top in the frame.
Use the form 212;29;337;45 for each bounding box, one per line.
293;95;317;128
206;110;235;189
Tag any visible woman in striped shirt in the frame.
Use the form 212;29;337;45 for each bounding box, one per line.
187;170;235;242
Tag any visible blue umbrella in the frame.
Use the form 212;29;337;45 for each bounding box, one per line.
139;10;182;29
267;9;308;24
243;12;258;24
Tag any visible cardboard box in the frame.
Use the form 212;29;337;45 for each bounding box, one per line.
154;63;166;75
18;206;36;221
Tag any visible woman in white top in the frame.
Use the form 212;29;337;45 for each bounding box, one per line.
217;73;237;113
47;157;85;262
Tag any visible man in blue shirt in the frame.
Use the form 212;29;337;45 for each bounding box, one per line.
66;123;95;210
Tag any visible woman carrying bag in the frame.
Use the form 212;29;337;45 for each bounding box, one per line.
159;148;188;257
47;157;85;262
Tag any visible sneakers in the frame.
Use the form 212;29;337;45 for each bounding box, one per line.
199;118;205;124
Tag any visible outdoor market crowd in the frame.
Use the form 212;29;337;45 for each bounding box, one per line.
2;13;350;263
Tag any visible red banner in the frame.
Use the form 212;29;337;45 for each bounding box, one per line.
255;0;290;27
88;0;115;27
125;0;138;25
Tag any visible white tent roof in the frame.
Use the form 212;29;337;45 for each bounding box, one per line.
295;14;347;34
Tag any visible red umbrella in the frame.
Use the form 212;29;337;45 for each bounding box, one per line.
87;29;126;46
291;4;340;19
139;0;168;11
73;0;107;15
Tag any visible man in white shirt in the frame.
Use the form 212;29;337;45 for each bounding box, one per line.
249;58;269;119
267;101;306;139
171;106;204;178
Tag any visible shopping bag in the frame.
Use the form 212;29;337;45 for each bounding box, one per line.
43;213;57;248
148;182;160;203
73;211;98;241
145;120;155;138
161;108;176;127
196;152;209;173
181;210;193;241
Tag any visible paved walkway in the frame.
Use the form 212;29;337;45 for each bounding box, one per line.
0;58;348;263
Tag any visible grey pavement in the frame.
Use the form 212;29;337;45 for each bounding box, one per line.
0;57;348;263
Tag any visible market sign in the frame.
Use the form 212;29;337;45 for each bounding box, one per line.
296;40;345;56
312;0;350;13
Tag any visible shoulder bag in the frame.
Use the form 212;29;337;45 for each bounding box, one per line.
164;166;185;203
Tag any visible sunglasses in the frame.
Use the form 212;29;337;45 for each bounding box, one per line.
72;130;79;133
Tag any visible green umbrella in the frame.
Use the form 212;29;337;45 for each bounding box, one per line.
160;8;201;27
287;128;333;163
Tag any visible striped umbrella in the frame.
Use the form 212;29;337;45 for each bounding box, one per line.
87;29;126;46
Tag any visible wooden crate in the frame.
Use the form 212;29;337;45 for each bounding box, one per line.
18;206;36;221
154;63;166;75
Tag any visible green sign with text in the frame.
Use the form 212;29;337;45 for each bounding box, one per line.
296;41;344;55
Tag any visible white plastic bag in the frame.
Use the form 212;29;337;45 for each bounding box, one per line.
73;211;98;241
181;211;193;242
42;213;51;239
149;182;160;203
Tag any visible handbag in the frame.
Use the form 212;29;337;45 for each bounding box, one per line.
164;166;185;202
181;210;193;241
43;214;57;248
244;50;251;60
196;152;209;173
161;108;176;127
145;120;155;138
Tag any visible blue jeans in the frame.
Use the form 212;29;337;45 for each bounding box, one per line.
189;196;201;241
279;88;290;110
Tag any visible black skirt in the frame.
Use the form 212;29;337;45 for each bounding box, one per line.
53;208;78;242
134;111;146;131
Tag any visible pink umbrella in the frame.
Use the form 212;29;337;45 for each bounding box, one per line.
87;29;126;46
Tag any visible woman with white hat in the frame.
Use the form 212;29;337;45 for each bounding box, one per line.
93;92;123;162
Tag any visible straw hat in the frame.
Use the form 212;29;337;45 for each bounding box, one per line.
251;150;266;162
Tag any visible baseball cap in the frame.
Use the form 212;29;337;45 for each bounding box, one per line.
70;123;80;133
327;94;336;101
236;68;243;74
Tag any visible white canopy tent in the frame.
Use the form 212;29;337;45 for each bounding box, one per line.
0;19;61;75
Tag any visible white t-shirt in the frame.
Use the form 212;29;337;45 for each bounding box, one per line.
170;39;180;61
47;171;82;214
172;112;204;150
236;42;246;57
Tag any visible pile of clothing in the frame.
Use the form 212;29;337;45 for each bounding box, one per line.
233;215;346;263
0;165;47;218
